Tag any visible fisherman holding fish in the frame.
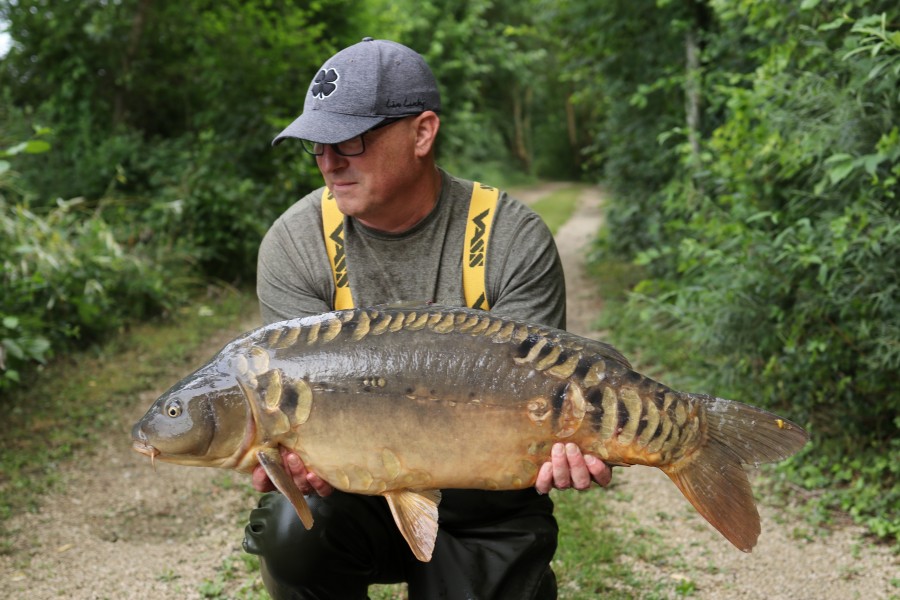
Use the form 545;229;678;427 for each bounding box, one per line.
132;37;809;590
246;38;612;599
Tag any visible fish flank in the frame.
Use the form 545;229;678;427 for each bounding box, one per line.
514;336;548;366
351;311;371;340
652;387;666;410
599;386;618;439
306;321;321;345
465;315;490;334
321;317;342;342
573;356;593;380
493;322;516;343
431;313;456;334
637;399;660;447
406;313;429;330
482;318;502;337
616;388;642;444
388;312;406;332
370;312;392;335
646;408;674;454
550;384;566;433
515;333;541;358
512;325;530;344
582;360;607;388
534;344;563;371
586;387;605;427
547;352;579;379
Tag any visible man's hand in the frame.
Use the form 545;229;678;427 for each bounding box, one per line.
251;446;334;497
535;442;612;494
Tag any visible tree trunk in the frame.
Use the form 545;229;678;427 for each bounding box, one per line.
512;84;533;173
565;92;582;170
684;0;707;197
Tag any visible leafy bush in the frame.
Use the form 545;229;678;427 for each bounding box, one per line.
594;6;900;541
0;195;195;387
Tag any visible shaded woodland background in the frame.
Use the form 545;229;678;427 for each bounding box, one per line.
1;0;897;543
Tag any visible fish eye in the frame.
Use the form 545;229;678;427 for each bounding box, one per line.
164;399;183;418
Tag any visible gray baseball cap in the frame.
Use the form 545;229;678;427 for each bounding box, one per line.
273;38;441;145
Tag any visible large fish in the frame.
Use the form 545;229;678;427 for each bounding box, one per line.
131;305;808;561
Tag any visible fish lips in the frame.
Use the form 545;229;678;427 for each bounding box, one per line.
132;439;160;457
131;427;161;466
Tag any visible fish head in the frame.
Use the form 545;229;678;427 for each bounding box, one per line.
131;357;252;469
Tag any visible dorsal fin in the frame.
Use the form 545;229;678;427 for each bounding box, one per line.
383;489;442;562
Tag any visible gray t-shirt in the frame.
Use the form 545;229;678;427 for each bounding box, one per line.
255;167;566;522
257;169;566;329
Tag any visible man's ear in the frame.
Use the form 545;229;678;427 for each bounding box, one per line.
413;111;440;158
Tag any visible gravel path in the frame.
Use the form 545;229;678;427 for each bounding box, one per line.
1;316;262;599
1;183;896;599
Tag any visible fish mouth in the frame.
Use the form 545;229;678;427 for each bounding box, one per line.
132;440;161;467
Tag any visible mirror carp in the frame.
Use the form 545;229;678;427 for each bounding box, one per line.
131;305;809;561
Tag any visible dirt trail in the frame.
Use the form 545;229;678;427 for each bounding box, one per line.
548;185;898;600
1;316;262;599
1;183;897;599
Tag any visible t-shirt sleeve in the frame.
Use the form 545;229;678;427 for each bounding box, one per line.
486;197;567;330
256;194;334;324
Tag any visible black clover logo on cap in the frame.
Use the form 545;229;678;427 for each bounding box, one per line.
311;68;339;99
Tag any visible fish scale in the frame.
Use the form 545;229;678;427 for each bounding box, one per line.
132;304;809;562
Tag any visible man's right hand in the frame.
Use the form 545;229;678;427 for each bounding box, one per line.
251;446;334;497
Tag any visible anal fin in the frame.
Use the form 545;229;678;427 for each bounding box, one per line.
257;449;314;529
383;489;442;562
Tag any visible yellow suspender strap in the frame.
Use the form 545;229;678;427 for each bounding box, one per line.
321;187;354;310
322;182;499;311
463;182;499;310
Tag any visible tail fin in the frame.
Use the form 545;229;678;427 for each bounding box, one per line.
662;396;809;552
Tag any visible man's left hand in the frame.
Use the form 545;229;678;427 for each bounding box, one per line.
535;442;612;494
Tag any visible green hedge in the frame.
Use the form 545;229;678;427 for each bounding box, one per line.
593;7;900;542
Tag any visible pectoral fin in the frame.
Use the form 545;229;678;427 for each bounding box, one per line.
257;449;314;529
383;489;442;562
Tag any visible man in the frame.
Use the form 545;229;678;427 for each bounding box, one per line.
242;38;611;600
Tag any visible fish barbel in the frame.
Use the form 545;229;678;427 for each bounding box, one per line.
131;305;808;561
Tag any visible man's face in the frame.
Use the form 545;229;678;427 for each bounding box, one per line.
315;116;422;225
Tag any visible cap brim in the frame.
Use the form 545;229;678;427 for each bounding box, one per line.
272;110;384;146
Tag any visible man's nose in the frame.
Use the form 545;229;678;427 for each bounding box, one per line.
316;145;348;172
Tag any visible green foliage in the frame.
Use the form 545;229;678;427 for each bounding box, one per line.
593;3;900;542
0;130;195;388
381;0;586;179
0;195;193;387
0;0;362;382
0;0;358;277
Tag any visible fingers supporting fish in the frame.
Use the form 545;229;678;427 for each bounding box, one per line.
251;463;278;493
585;454;613;487
550;443;574;489
282;448;334;497
565;443;592;490
534;443;609;493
